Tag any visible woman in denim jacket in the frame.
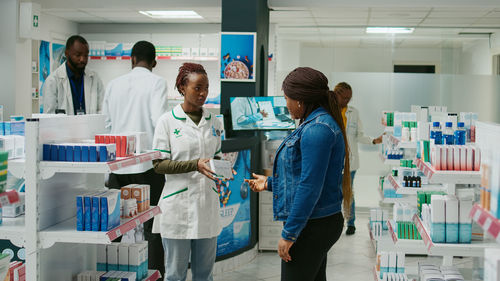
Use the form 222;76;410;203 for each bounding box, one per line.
246;67;352;281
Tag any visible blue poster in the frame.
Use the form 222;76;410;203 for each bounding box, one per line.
216;150;251;257
39;40;51;113
52;43;66;72
220;32;256;82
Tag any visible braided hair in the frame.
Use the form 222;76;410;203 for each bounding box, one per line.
175;63;207;96
281;67;352;215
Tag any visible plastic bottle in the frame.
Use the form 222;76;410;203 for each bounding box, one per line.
401;122;410;142
443;122;454;145
410;122;417;142
403;176;408;187
430;122;442;145
454;122;466;145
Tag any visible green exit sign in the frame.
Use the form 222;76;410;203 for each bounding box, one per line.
33;15;38;27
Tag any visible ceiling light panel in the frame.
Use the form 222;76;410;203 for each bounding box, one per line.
366;27;414;34
139;10;203;19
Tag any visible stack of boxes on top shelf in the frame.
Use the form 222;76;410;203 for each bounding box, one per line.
393;203;421;240
370;208;389;237
418;189;473;244
412;106;480;172
0;116;25;160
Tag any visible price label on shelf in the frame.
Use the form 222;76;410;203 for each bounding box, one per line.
148;211;154;219
115;229;122;237
484;218;493;231
473;209;481;222
135;219;141;227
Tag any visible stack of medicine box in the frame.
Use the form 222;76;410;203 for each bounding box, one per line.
421;195;472;244
76;189;121;232
0;121;24;136
418;263;464;281
95;134;136;157
43;143;116;162
0;136;24;160
121;184;150;214
8;261;25;281
393;203;421;240
377;251;405;278
430;144;480;171
370;208;388;237
97;242;149;280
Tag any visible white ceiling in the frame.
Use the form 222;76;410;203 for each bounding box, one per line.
33;0;500;48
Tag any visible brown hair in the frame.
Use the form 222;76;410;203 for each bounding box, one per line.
282;67;352;214
333;82;352;95
175;63;207;96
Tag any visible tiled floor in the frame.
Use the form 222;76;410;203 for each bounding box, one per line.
213;210;376;281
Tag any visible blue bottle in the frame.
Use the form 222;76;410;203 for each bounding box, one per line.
443;122;454;145
454;122;466;145
430;122;442;145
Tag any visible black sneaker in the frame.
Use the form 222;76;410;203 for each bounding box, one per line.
346;226;356;235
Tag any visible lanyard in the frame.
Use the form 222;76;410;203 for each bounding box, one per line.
69;76;85;110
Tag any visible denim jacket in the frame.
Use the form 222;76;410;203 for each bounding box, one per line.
267;107;345;241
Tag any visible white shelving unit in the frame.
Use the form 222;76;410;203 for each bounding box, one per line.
1;115;162;281
387;175;445;195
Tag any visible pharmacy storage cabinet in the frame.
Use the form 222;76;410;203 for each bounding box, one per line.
3;115;162;280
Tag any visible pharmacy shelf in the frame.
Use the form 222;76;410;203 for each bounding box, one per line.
412;214;498;257
39;151;161;179
388;175;445;195
0;216;25;247
414;158;481;185
470;204;500;243
7;158;25;179
38;206;160;249
144;270;161;281
90;55;218;61
388;134;417;149
379;153;401;166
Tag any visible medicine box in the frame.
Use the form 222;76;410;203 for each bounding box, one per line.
97;244;107;272
106;243;119;271
118;243;129;272
445;195;459;243
100;190;121;231
430;195;446;243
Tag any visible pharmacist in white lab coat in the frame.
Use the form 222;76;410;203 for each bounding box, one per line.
43;35;104;115
102;41;168;276
333;82;383;236
230;97;268;129
152;62;224;281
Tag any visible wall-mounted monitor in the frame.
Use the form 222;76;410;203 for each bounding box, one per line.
230;97;295;130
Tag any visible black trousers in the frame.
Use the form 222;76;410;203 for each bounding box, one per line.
108;168;165;277
281;212;344;281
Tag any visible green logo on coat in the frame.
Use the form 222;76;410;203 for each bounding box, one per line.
173;128;182;138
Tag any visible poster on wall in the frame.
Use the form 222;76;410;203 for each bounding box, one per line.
220;32;256;82
216;149;251;257
51;43;66;72
39;40;51;113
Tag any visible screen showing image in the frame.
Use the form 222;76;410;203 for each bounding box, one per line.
230;97;296;130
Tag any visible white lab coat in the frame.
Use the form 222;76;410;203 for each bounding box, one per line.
42;62;104;115
152;104;223;239
346;106;373;171
102;67;169;174
230;97;262;129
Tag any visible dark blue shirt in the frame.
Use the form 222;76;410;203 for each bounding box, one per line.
65;63;86;115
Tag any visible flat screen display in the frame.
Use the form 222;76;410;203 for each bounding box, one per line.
230;97;296;130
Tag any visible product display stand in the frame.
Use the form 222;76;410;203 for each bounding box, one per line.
2;115;162;280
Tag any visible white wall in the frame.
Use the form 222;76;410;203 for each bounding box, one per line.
1;0;18;118
459;40;493;75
